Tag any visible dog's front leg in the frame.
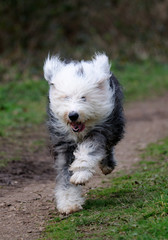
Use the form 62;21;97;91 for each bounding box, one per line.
70;134;106;185
54;152;84;214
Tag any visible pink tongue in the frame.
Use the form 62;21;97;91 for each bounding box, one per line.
71;123;85;132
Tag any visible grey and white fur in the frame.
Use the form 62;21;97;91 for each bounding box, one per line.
43;53;125;214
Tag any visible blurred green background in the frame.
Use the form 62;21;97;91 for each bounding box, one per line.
1;0;168;62
0;0;168;137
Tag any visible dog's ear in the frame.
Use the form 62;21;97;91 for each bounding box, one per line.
93;53;111;83
43;55;63;83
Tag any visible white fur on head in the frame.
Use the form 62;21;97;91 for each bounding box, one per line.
43;55;64;82
44;52;115;138
92;53;111;82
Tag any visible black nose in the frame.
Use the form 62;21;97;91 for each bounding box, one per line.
68;111;79;122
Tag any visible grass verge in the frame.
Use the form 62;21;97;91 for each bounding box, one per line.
0;68;48;136
113;60;168;102
41;137;168;240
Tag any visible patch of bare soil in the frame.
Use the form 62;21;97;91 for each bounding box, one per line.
1;94;168;240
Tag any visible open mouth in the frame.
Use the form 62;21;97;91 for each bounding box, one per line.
70;122;85;133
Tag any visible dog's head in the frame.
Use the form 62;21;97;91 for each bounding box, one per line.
44;53;115;134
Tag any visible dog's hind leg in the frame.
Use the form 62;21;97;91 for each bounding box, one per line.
99;147;116;175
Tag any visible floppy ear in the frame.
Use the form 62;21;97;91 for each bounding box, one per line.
92;53;111;83
43;55;63;83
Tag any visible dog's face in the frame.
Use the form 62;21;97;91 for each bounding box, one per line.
44;54;115;134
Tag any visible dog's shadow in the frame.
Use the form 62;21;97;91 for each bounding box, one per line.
84;188;140;211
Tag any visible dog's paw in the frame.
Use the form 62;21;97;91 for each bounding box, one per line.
99;165;114;175
70;159;89;172
70;170;93;185
99;159;116;175
57;203;83;215
56;186;84;214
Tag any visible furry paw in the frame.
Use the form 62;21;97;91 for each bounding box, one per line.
57;203;83;215
70;159;89;171
99;165;114;175
55;185;84;214
99;158;116;175
70;170;93;185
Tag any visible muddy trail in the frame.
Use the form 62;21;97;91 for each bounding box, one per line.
1;94;168;240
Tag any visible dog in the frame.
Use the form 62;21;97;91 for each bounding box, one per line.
43;53;125;214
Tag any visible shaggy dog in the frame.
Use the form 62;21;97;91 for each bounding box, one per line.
43;53;125;214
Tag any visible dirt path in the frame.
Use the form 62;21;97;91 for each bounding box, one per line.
1;94;168;240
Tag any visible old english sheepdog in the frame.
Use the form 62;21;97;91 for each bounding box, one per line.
43;53;125;214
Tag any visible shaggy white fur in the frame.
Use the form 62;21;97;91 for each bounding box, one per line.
55;183;84;214
44;54;115;139
70;140;106;184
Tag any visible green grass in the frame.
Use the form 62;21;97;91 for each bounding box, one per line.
0;66;48;136
41;137;168;240
113;60;168;102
